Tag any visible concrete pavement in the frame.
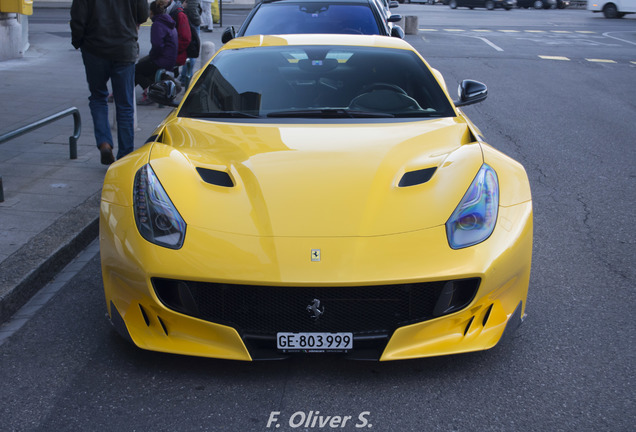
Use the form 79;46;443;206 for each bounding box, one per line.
0;6;246;323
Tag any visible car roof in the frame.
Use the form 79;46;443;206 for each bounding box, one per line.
221;33;413;51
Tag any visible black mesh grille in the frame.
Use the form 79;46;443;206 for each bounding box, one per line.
152;278;480;336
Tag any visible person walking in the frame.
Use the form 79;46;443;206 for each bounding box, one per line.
135;1;179;105
200;0;214;32
70;0;149;165
179;0;201;88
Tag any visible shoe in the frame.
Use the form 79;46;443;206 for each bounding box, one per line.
138;90;154;105
99;142;115;165
138;96;154;105
203;26;213;33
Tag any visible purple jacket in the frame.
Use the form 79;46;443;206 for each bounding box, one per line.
149;13;178;70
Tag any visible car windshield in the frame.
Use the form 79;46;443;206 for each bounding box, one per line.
179;45;456;119
242;3;382;36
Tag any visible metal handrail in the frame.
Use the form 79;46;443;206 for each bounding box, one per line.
0;107;81;202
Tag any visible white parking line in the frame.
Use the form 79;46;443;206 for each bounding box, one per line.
603;32;636;46
466;36;504;52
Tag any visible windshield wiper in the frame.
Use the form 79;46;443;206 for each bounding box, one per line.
188;111;260;118
266;109;394;119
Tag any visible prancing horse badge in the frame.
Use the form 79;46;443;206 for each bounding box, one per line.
311;249;321;262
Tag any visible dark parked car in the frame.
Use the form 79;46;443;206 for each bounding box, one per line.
222;0;405;43
448;0;516;9
517;0;568;8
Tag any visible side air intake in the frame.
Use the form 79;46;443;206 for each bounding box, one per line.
398;167;437;187
196;167;234;187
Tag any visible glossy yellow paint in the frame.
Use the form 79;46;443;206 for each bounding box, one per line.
100;35;533;360
100;128;531;360
149;118;479;237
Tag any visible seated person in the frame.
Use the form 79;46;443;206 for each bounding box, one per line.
135;1;178;104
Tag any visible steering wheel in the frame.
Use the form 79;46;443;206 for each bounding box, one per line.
362;83;408;95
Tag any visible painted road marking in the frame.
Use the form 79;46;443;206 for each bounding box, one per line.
539;56;570;61
586;58;617;63
539;56;631;65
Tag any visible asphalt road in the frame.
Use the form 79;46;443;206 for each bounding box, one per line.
1;6;634;432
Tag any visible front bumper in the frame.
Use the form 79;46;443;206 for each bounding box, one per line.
100;199;532;361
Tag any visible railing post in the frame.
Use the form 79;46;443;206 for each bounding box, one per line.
70;108;81;159
0;107;81;202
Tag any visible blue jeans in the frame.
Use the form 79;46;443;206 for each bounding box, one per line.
81;50;135;159
180;26;200;88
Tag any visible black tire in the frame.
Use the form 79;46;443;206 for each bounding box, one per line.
602;3;619;18
485;0;495;9
533;0;543;8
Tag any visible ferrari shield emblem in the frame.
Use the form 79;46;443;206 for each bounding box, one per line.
311;249;321;262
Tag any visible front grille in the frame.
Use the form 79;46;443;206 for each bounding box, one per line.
152;278;480;337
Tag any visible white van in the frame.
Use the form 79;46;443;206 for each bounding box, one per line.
588;0;636;18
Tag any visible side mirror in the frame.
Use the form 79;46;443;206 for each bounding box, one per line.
148;80;179;107
391;25;405;39
221;26;236;44
388;13;402;22
389;0;400;7
454;80;488;107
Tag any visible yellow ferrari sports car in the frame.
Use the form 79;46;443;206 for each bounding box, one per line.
100;34;532;361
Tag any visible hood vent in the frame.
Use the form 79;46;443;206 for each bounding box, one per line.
398;167;437;187
196;167;234;187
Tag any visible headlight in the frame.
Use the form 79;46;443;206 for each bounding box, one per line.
133;164;186;249
446;164;498;249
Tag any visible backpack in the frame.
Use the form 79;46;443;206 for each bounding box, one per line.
169;7;200;59
186;21;200;58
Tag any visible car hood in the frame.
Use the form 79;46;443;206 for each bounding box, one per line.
148;117;484;237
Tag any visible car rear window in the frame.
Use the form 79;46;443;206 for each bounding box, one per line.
242;3;382;36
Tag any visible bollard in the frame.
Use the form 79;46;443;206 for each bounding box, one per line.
199;41;216;71
405;16;419;35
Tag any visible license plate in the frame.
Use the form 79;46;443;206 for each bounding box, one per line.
277;332;353;352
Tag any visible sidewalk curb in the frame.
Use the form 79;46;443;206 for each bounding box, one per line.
0;191;100;323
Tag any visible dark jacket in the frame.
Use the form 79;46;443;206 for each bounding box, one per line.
149;13;178;70
183;0;202;27
169;6;192;66
70;0;148;63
